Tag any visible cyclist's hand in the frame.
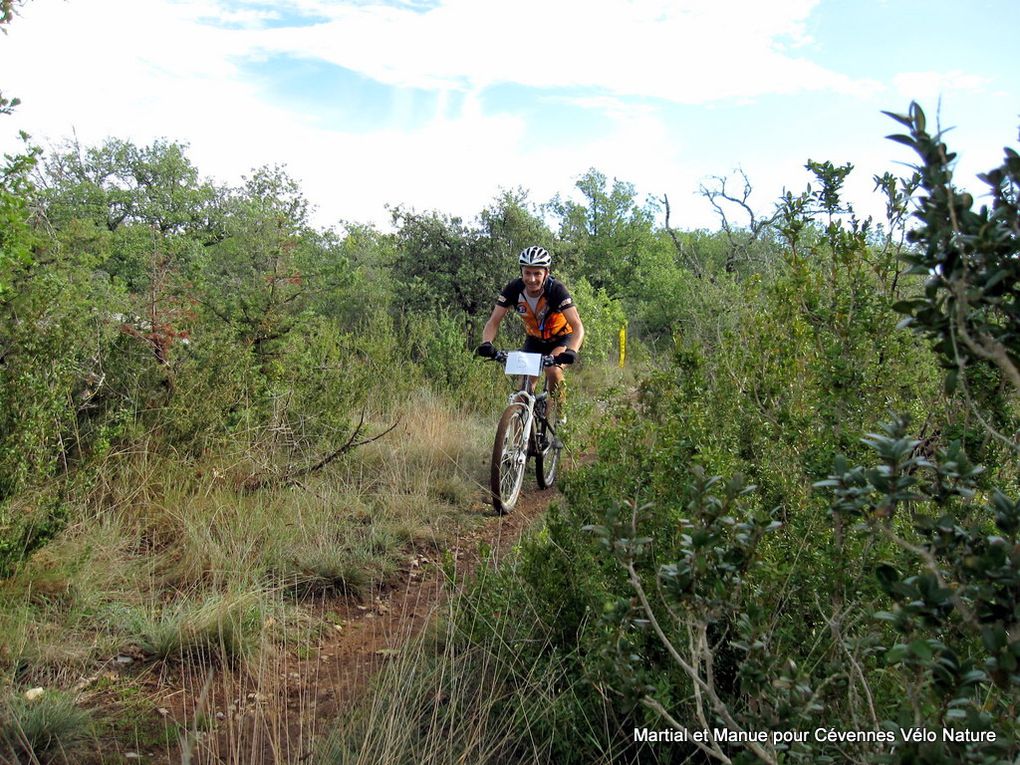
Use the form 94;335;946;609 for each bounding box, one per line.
475;341;497;359
556;348;577;365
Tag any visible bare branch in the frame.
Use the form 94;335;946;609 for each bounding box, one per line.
699;169;777;273
241;411;400;492
663;193;703;279
623;499;778;765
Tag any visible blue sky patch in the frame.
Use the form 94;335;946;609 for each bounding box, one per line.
190;0;330;30
480;84;616;147
239;54;440;132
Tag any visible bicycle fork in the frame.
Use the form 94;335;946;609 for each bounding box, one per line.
507;390;538;456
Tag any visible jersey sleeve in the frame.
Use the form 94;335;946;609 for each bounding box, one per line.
549;280;574;310
495;278;522;308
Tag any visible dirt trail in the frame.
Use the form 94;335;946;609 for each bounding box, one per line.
110;458;580;765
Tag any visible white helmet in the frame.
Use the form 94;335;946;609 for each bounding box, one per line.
518;245;551;268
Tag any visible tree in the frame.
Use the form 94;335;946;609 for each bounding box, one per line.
478;188;553;266
698;168;778;274
547;168;658;298
390;206;505;339
195;165;319;365
40;138;224;239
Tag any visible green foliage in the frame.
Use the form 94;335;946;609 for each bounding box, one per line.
809;105;1020;762
817;417;1018;762
479;187;554;264
886;103;1020;402
41;137;222;241
391;205;509;335
567;277;626;363
547;168;661;300
0;143;124;569
446;132;1018;762
0;133;38;297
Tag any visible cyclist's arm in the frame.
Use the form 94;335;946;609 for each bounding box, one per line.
559;306;584;352
481;304;509;343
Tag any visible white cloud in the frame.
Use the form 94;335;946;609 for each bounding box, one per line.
234;0;873;102
1;0;1003;236
892;71;989;102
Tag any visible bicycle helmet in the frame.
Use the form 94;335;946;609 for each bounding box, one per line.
518;245;551;268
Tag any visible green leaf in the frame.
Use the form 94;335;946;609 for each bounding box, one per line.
886;134;917;148
944;369;958;395
910;639;933;661
881;110;915;129
886;644;909;664
982;626;1007;652
875;563;900;590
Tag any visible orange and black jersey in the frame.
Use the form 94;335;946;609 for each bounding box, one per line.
495;276;575;341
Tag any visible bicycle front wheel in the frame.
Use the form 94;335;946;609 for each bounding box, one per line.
490;403;529;514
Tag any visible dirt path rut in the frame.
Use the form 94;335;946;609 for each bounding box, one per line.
142;466;575;765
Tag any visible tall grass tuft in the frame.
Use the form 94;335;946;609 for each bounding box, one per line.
126;590;268;664
0;689;94;764
0;379;504;760
315;546;609;765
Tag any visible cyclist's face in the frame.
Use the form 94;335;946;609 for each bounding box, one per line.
521;266;548;294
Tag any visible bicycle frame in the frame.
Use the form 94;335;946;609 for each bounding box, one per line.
486;351;562;513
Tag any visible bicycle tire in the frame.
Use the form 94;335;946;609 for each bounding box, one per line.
535;393;560;489
490;402;529;514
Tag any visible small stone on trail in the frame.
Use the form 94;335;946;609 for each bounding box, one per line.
24;687;44;702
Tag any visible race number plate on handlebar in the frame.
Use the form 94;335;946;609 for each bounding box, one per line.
504;351;543;377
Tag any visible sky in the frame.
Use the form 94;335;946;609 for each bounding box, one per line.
1;0;1018;233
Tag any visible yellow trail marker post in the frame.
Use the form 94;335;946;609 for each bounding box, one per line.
619;324;627;368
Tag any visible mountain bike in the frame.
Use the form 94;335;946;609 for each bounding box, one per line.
485;351;567;514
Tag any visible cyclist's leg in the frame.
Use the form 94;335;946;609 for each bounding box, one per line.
546;335;572;419
523;335;571;429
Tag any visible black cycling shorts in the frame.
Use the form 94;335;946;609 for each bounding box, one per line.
522;334;574;356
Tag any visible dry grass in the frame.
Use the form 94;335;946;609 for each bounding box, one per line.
0;383;497;762
314;550;601;765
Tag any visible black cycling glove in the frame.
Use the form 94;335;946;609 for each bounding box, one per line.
557;348;577;365
475;341;496;358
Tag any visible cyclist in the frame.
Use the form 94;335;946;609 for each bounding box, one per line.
474;245;585;399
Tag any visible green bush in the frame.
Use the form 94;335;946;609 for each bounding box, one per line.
568;277;626;364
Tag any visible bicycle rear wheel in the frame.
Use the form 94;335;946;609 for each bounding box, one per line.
535;394;560;489
490;403;529;514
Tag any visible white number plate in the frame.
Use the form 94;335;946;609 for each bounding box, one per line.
504;351;542;377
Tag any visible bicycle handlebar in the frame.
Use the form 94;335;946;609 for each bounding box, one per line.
486;350;571;367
